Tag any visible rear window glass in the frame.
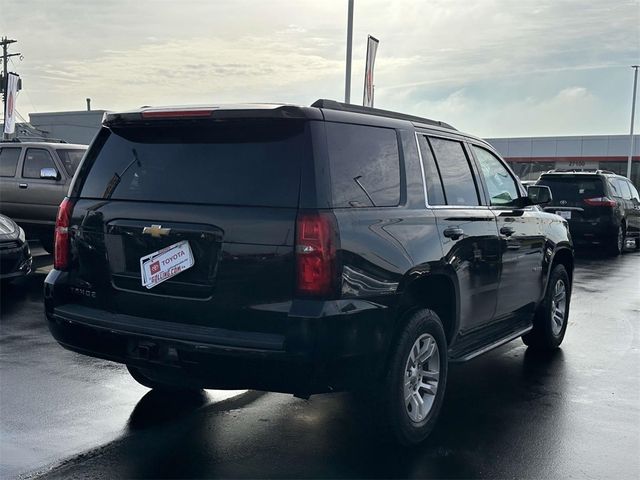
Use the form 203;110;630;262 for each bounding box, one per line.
57;149;86;176
537;176;604;200
326;123;400;207
429;137;479;206
417;135;446;205
78;120;306;207
0;147;21;177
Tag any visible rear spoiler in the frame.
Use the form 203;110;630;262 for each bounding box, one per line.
103;105;322;126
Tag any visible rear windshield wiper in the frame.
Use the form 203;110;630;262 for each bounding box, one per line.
353;175;376;207
102;148;141;199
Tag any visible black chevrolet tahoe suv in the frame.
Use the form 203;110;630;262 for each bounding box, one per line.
536;170;640;255
45;100;573;445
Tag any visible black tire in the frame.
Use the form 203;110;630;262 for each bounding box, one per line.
522;264;571;350
378;309;448;445
608;224;624;256
127;365;201;393
635;237;640;250
40;236;54;255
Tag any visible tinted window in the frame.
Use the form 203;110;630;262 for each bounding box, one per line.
613;179;632;199
629;182;640;201
417;135;445;205
23;149;57;179
472;146;519;206
0;147;21;177
79;120;306;207
57;149;86;176
429;137;479;206
537;176;604;201
326;123;400;207
608;179;622;197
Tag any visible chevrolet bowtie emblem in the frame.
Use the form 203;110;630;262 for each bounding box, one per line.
142;224;171;237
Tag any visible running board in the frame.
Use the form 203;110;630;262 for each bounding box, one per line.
449;325;533;363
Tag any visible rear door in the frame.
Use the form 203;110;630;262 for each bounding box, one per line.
470;144;545;318
625;181;640;237
68;118;309;336
417;134;500;334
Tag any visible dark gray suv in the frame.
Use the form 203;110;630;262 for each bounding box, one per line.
536;170;640;254
0;141;87;252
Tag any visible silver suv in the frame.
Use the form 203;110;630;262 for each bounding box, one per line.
0;141;87;252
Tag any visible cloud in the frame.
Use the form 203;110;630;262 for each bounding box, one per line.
556;86;592;100
2;0;638;135
401;85;611;137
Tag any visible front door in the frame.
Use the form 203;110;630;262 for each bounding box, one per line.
470;144;545;319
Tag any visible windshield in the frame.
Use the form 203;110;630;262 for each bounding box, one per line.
78;120;307;207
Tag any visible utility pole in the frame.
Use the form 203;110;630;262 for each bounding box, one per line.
1;37;21;139
345;0;354;104
627;65;639;180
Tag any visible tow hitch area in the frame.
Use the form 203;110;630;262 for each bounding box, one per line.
128;340;180;364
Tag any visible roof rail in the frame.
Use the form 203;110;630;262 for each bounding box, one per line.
310;99;457;130
544;168;613;174
3;137;68;144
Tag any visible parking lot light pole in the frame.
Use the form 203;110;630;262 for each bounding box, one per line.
627;65;639;180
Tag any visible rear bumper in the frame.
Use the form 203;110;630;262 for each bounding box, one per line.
566;220;617;245
44;270;392;394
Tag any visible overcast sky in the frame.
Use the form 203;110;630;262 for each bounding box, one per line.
1;0;639;137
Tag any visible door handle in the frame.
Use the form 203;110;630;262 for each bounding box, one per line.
18;183;28;189
443;226;464;240
500;226;515;237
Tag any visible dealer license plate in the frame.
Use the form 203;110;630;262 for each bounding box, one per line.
558;211;571;220
140;240;195;289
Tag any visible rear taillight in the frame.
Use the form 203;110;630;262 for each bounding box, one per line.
54;197;75;270
583;197;616;207
295;212;339;297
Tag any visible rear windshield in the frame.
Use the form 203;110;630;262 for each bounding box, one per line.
78;120;306;207
537;176;605;201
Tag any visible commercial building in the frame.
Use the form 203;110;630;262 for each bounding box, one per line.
1;110;105;145
486;135;640;187
3;110;639;187
28;110;106;145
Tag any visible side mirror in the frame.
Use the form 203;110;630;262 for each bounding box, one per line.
527;185;552;205
40;167;59;180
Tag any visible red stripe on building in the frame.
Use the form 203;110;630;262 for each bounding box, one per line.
505;156;640;163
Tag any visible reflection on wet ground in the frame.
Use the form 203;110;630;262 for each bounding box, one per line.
1;247;639;479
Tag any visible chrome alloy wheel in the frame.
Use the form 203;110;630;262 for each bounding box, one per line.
403;333;440;423
550;279;567;336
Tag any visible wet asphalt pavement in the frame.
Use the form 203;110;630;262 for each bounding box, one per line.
1;246;639;479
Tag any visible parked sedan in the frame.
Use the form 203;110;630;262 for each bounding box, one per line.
0;214;32;282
